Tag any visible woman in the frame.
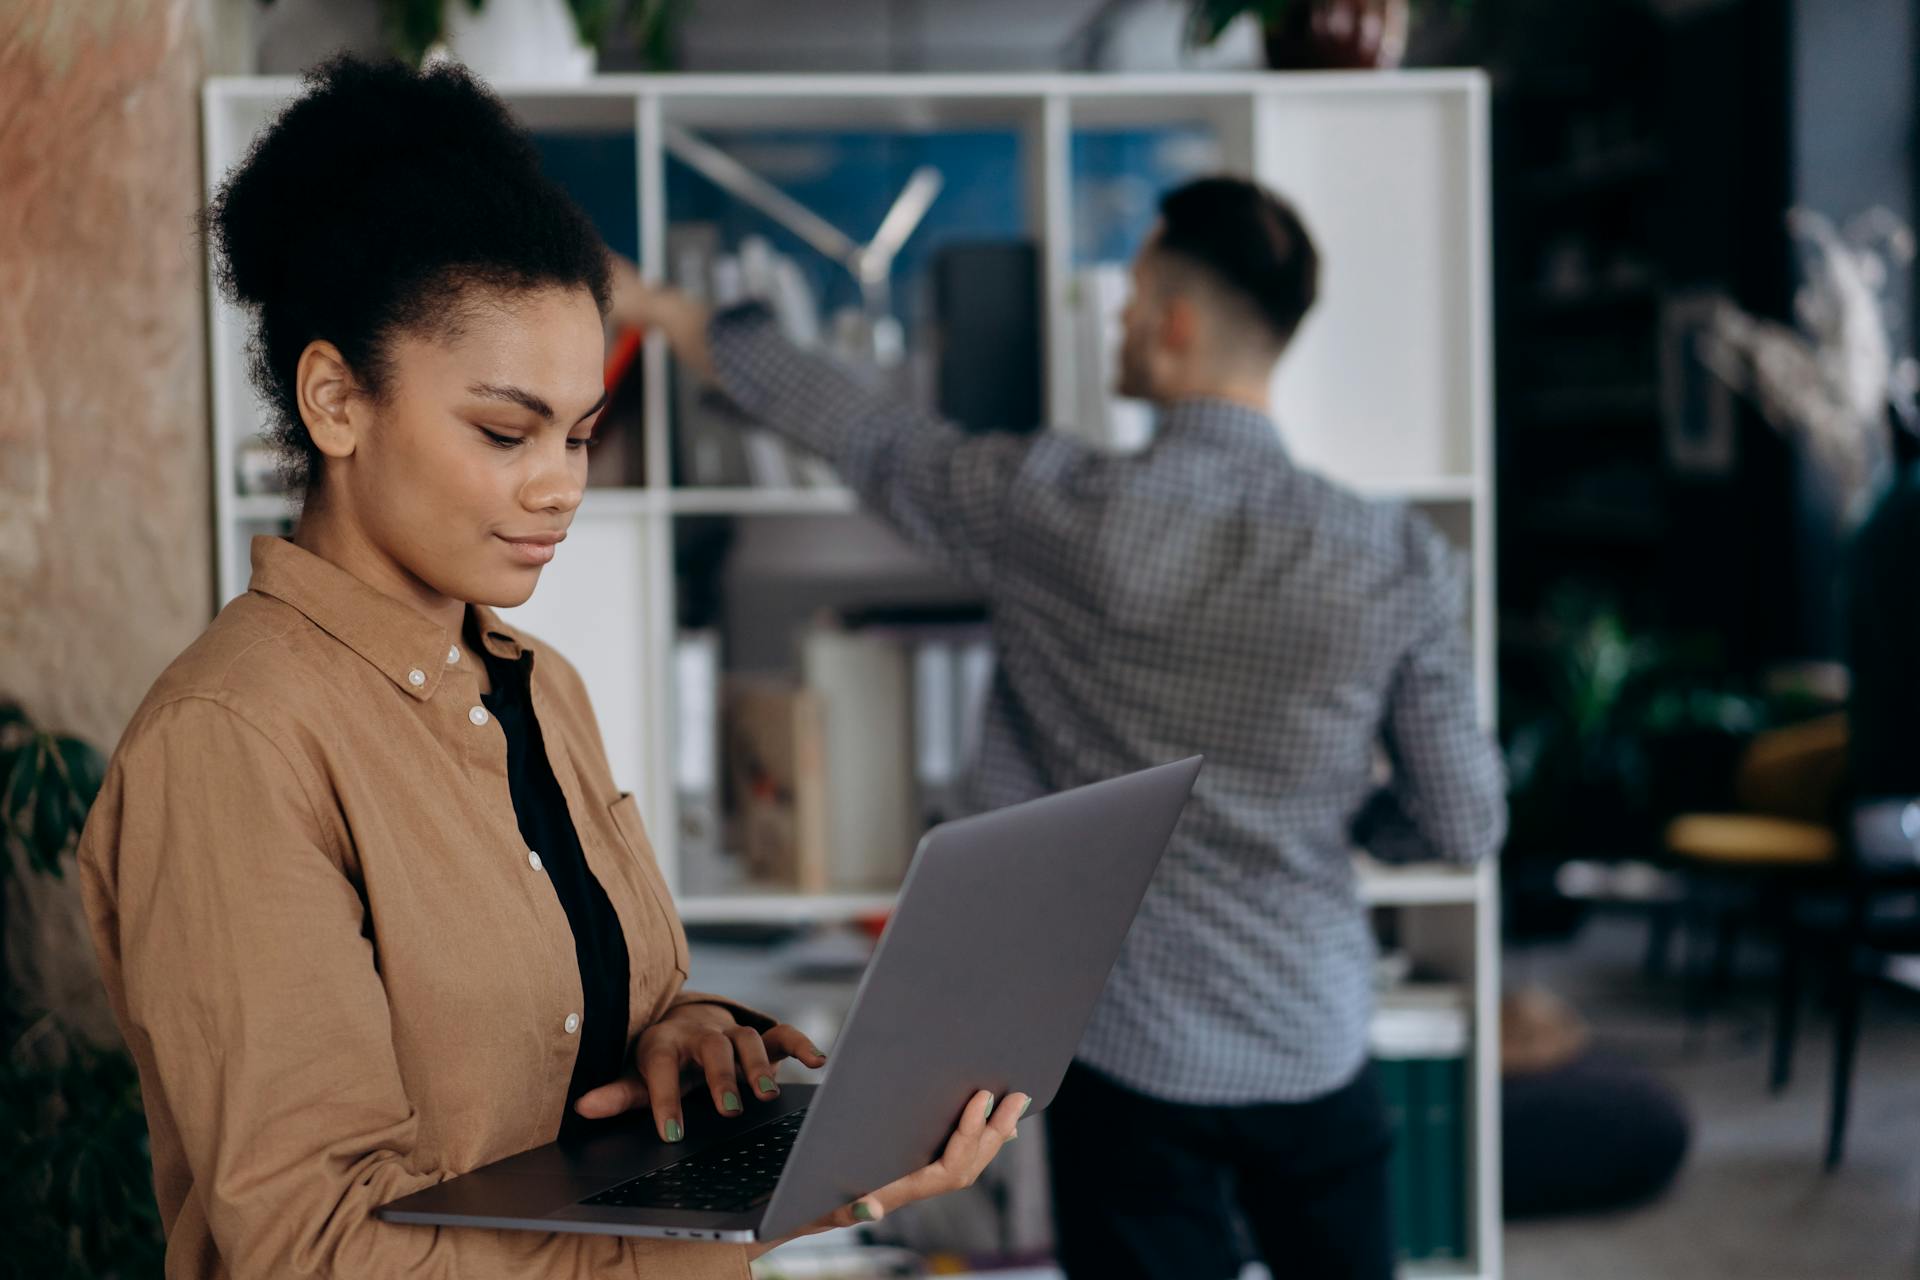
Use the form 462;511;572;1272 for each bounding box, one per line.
77;56;1024;1279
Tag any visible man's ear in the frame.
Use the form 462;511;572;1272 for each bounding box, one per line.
1161;294;1201;355
296;339;361;462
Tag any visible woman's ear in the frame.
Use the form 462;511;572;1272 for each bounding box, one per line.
296;339;361;461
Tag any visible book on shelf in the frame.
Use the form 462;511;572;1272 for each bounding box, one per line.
912;640;958;825
669;222;750;489
672;631;728;894
1371;982;1470;1265
800;617;918;891
835;603;993;830
722;676;830;894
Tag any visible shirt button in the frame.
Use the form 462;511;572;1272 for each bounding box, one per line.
528;850;543;871
564;1013;581;1035
447;645;461;665
408;669;426;687
469;706;489;727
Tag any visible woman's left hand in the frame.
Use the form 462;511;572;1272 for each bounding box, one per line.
745;1086;1031;1260
572;1002;827;1141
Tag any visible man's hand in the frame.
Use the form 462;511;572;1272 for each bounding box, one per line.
573;1002;827;1141
607;254;716;380
746;1087;1033;1260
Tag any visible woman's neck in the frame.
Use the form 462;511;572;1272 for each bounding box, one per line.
293;488;466;636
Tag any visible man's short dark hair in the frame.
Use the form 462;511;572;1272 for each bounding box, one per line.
1155;176;1319;352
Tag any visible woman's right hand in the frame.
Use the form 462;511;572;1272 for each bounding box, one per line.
745;1087;1031;1260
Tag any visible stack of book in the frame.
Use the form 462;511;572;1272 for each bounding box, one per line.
678;611;993;895
1371;984;1471;1266
667;223;859;490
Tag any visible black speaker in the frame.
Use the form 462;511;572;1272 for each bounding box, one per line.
930;240;1042;434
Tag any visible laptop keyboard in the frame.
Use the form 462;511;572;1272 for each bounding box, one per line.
580;1107;808;1215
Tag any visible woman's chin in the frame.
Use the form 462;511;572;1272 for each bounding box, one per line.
468;568;542;610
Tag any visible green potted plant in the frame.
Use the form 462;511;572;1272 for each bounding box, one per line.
0;702;164;1277
1499;594;1764;938
1186;0;1467;70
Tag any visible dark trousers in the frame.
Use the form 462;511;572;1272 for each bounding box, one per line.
1046;1059;1395;1280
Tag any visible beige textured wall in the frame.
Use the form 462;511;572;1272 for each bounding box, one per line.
0;0;213;743
0;0;217;1040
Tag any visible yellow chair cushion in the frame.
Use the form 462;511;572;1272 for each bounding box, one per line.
1665;813;1838;867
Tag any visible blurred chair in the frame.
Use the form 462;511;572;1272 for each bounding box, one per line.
1818;800;1920;1168
1661;714;1847;1086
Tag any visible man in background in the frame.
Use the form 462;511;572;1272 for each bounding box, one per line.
619;175;1506;1279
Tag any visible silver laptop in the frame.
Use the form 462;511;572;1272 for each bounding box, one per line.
378;757;1201;1244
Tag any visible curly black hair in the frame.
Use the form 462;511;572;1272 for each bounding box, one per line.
206;56;612;493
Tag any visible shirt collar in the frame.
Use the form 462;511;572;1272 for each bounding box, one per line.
1156;396;1289;458
247;536;533;701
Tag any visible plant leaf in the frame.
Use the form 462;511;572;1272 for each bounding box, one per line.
53;736;105;815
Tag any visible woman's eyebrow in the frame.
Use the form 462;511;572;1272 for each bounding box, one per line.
467;382;554;420
574;389;609;426
466;382;608;426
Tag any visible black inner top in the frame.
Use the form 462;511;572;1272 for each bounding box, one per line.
479;643;631;1134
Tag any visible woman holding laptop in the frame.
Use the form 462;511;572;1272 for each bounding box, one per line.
77;55;1025;1278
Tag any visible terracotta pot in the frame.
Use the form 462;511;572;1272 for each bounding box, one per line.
1263;0;1411;70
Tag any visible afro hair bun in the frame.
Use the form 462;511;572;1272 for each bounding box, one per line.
204;55;611;491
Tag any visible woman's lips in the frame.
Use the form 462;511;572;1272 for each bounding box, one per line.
497;532;564;565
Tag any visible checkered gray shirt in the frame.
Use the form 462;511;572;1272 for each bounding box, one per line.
710;305;1506;1104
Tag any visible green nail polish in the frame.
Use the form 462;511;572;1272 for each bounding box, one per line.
665;1118;683;1142
852;1202;874;1222
983;1093;996;1119
723;1091;741;1113
1020;1097;1032;1117
758;1075;778;1094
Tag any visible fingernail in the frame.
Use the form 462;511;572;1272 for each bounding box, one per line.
983;1093;996;1119
723;1091;742;1114
665;1118;683;1142
1020;1097;1032;1117
852;1202;875;1222
757;1075;778;1095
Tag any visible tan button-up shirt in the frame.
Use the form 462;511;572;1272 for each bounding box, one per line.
79;537;761;1279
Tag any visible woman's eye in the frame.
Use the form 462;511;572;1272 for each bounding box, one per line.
568;435;598;451
481;429;524;449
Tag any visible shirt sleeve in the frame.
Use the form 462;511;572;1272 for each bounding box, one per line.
1352;552;1508;867
85;696;746;1279
706;303;1034;589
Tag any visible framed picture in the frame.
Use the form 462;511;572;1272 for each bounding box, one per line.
1660;291;1738;476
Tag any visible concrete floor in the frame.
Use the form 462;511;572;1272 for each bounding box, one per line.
1503;914;1920;1280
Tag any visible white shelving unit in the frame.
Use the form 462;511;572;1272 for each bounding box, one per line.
204;71;1499;1278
